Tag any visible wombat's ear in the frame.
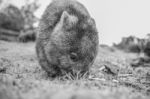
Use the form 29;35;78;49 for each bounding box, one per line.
87;18;97;30
88;18;96;26
60;11;78;29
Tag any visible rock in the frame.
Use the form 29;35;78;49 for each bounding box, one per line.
18;29;36;42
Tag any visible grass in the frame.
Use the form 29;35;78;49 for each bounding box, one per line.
0;40;150;99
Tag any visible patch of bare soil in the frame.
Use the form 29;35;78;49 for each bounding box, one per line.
0;40;150;99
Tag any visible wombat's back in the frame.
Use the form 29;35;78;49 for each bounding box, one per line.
37;0;90;39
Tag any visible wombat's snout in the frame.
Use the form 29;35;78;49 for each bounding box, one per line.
59;55;84;71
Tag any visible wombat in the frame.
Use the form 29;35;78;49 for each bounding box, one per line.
36;0;99;77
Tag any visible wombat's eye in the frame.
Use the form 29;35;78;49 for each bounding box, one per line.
70;53;78;62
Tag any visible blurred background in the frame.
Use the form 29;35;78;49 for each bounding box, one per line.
1;0;150;46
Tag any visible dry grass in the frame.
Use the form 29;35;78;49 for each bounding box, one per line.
0;40;150;99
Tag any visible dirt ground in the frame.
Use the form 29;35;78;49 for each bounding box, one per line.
0;40;150;99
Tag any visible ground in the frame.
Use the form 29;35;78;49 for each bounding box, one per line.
0;40;150;99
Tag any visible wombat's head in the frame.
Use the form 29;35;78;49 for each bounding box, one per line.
50;11;99;74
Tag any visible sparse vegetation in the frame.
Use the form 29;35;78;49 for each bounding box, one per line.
18;0;40;42
0;41;150;99
0;4;25;41
114;35;150;67
0;0;39;42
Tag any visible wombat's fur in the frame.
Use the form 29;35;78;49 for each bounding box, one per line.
36;0;99;77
